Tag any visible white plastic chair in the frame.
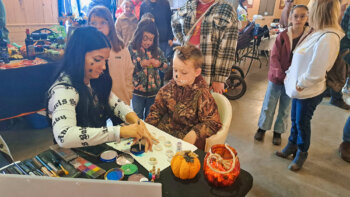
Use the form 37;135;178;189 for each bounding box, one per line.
204;93;233;152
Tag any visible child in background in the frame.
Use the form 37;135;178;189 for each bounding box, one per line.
254;5;311;145
146;45;222;150
129;19;167;119
89;6;134;106
115;0;138;45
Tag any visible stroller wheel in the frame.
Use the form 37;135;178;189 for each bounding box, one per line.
231;66;245;79
224;75;247;100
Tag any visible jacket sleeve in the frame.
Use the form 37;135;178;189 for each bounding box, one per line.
297;34;340;88
145;88;167;126
49;85;120;148
212;13;239;83
115;19;123;40
157;48;168;71
171;9;185;44
269;33;285;84
191;90;222;145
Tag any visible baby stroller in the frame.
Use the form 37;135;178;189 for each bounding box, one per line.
222;22;257;100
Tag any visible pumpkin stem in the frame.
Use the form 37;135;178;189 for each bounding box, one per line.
183;151;198;163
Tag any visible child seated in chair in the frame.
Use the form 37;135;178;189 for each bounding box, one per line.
145;45;222;150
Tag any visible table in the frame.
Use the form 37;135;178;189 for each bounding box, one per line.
79;146;253;197
0;61;60;120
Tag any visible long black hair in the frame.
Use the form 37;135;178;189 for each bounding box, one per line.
129;18;159;57
50;26;113;127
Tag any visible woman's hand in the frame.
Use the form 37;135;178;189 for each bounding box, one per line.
183;130;197;144
120;121;158;152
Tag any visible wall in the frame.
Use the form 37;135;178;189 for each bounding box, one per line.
247;0;310;26
3;0;58;45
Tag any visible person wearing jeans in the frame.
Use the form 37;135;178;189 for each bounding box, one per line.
257;82;291;144
132;95;155;120
255;5;310;145
339;116;350;162
277;0;344;171
288;94;324;153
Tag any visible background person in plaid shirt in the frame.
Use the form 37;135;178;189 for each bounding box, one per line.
171;0;238;94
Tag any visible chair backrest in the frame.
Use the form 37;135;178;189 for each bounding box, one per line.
212;93;232;129
205;93;232;152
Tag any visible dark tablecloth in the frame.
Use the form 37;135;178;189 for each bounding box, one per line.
0;62;60;120
79;147;253;197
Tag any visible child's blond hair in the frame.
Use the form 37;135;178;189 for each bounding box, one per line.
174;45;203;69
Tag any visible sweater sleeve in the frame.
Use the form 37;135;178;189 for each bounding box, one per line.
171;9;185;44
297;34;340;88
145;87;167;126
269;33;285;84
125;49;135;104
109;92;134;121
212;13;239;83
49;85;120;148
191;89;222;144
115;18;123;40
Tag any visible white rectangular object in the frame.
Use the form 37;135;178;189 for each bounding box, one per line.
0;174;162;197
107;123;197;171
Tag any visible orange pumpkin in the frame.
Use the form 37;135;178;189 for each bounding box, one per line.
171;151;201;180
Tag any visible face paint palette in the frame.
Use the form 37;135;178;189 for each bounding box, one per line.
69;157;105;179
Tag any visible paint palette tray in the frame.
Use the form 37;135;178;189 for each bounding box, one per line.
70;157;106;179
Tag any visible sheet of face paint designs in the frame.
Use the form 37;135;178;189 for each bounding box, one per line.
107;123;197;172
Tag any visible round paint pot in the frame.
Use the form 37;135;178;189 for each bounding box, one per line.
104;168;124;181
130;144;145;155
121;164;138;176
100;150;118;162
128;173;146;182
116;154;134;166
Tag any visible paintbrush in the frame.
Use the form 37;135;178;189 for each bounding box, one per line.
138;119;141;151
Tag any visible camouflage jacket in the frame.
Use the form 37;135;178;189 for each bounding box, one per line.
146;75;222;150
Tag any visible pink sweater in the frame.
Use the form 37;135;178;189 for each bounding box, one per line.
109;47;134;105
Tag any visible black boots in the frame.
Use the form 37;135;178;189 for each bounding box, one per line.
272;132;281;145
255;129;282;145
254;128;266;141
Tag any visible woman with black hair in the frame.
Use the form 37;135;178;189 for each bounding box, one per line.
47;26;156;150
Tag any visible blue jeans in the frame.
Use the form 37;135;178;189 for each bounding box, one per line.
258;81;292;133
132;94;155;120
344;116;350;142
288;93;324;152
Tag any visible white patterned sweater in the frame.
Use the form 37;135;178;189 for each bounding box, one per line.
48;74;133;148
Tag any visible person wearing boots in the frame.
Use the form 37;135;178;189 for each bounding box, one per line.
340;116;350;162
277;0;344;171
255;5;311;146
